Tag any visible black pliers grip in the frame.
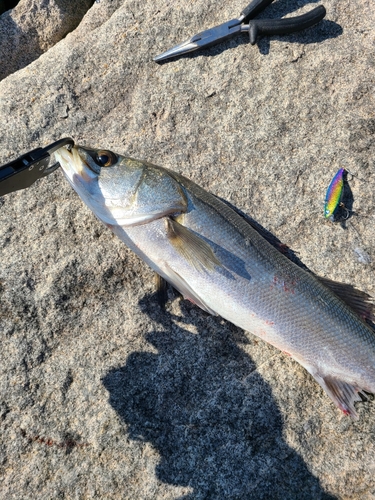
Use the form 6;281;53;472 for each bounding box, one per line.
0;138;74;196
246;5;326;45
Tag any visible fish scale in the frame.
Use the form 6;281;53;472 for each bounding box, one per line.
55;145;375;418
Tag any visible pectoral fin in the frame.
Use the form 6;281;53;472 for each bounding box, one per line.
165;218;222;272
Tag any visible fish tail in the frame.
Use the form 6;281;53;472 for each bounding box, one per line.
313;373;368;419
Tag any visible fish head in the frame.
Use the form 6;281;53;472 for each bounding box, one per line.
54;145;187;226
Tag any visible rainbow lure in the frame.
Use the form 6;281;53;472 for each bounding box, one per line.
324;168;347;219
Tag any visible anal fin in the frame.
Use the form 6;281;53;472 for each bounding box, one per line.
315;373;368;419
164;264;217;316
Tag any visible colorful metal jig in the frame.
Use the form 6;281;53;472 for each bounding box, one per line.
324;168;347;220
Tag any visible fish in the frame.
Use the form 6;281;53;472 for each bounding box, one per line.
324;168;348;221
55;145;375;419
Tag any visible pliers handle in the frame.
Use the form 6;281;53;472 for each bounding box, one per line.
246;5;326;45
0;138;74;197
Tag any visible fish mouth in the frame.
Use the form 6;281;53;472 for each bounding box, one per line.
75;148;96;182
55;146;98;183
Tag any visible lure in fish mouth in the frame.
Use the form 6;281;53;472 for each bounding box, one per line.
55;145;375;419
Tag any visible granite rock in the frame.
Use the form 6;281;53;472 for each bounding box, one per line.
0;0;94;80
0;0;375;498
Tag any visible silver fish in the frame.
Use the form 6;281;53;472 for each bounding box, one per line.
55;145;375;419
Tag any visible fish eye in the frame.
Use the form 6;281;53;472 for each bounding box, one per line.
95;150;117;167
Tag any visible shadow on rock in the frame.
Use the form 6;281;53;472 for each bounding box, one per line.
103;292;336;500
334;173;355;228
255;0;343;55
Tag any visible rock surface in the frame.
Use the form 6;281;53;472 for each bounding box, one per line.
0;0;374;498
0;0;94;80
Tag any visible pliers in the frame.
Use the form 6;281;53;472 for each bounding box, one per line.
0;138;74;197
154;0;326;62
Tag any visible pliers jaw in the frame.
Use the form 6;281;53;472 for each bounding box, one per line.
154;19;243;62
0;138;74;197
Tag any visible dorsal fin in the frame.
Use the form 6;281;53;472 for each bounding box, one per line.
240;217;290;255
318;277;375;323
214;196;296;258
